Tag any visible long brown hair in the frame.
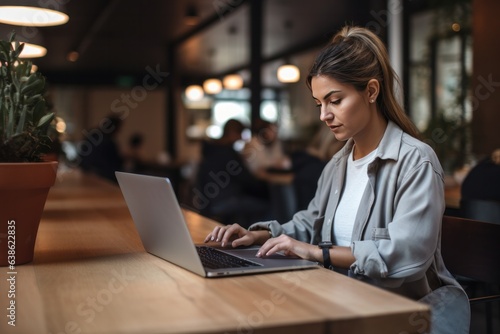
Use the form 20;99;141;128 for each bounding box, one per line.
307;26;420;139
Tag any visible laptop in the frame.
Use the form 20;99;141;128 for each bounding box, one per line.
115;171;319;277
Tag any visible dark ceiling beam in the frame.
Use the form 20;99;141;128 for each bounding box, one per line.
170;0;248;47
71;0;121;59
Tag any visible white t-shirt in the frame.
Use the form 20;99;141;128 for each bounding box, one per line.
333;148;378;247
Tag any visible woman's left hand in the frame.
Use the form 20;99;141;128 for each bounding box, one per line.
256;234;321;262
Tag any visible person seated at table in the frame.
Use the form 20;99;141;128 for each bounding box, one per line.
205;26;469;334
461;148;500;202
241;119;291;176
123;132;148;174
291;124;345;210
193;119;271;228
79;114;124;183
305;122;346;162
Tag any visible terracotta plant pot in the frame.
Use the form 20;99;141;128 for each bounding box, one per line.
0;161;58;266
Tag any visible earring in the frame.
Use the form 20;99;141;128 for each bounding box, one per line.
370;99;374;103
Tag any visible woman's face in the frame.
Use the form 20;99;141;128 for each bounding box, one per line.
311;75;373;142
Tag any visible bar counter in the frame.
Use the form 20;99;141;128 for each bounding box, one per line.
0;169;430;334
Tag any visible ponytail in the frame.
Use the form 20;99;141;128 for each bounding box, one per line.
307;26;420;139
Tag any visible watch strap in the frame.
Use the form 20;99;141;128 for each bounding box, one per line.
322;247;332;269
318;241;333;269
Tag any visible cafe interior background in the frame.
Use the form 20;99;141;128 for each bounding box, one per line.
4;0;499;206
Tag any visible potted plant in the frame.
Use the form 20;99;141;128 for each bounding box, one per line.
0;32;57;266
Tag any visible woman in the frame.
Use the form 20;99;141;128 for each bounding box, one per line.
205;26;470;333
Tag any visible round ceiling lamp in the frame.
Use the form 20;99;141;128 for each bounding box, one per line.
67;51;79;62
223;74;243;90
203;78;222;94
0;4;68;26
277;64;300;83
221;26;244;90
185;85;204;101
0;25;47;58
17;42;47;58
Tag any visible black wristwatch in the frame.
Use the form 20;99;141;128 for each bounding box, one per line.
318;241;333;269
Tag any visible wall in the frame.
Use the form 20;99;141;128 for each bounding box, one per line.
472;0;500;157
51;86;167;164
287;49;322;135
175;85;202;165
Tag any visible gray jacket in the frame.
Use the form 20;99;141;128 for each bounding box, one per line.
250;121;470;333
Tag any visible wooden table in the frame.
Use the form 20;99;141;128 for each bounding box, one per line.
0;170;430;334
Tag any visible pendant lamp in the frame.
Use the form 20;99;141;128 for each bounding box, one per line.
17;41;47;58
0;1;69;26
0;26;47;58
223;74;243;90
203;78;222;94
185;85;204;101
222;26;244;90
277;63;300;83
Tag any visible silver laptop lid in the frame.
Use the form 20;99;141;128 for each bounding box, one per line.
115;171;206;276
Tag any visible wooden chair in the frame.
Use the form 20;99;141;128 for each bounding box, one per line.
441;215;500;334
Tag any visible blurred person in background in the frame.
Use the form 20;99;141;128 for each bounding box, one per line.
79;115;124;183
242;119;291;176
291;124;345;210
461;148;500;202
124;132;148;174
193;119;271;227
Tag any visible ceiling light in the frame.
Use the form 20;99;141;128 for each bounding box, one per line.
0;5;68;26
203;78;222;94
0;25;47;58
15;42;47;58
55;117;66;133
223;74;243;90
185;85;204;101
67;51;79;62
277;64;300;83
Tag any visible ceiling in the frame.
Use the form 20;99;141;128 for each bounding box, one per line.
1;0;386;86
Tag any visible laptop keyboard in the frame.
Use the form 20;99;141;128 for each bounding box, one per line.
196;246;262;269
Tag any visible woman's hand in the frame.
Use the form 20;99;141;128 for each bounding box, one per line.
256;234;321;262
204;224;270;248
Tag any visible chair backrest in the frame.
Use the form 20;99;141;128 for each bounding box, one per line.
441;215;500;285
460;198;500;224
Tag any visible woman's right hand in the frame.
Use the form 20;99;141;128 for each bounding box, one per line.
204;224;269;248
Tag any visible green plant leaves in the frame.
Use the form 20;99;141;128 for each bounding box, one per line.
37;113;54;129
0;32;53;162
